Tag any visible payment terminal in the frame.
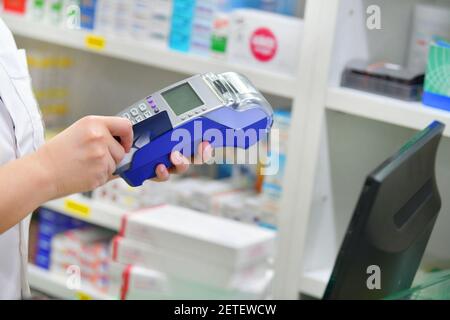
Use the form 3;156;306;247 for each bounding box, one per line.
115;72;273;187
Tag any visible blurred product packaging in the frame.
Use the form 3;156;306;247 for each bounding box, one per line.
27;50;74;133
423;37;450;112
111;204;276;299
408;3;450;74
35;208;87;270
341;60;424;101
51;227;114;293
227;9;303;75
259;110;290;228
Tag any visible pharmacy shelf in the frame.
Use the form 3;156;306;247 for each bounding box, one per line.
326;87;450;137
42;194;123;231
1;13;297;98
28;264;114;300
299;269;331;299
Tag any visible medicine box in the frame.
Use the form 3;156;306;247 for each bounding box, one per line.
227;9;304;75
109;261;273;300
111;236;271;289
423;38;450;112
119;205;276;269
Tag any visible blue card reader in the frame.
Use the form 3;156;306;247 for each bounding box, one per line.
115;72;274;187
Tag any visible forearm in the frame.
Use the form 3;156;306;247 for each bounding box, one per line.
0;151;55;234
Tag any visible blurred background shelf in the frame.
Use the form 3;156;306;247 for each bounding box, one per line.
1;13;297;98
326;88;450;138
28;264;113;300
42;194;123;231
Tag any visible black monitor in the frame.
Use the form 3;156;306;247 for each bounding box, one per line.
323;121;445;300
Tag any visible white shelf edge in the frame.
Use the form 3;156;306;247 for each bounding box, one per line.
42;194;124;231
299;268;331;299
2;13;297;98
326;87;450;138
28;264;114;300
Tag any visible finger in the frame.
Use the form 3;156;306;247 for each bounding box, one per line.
103;117;134;153
153;164;170;182
107;136;126;165
193;142;213;164
170;151;189;174
106;154;117;179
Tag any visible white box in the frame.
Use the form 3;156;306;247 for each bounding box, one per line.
227;9;304;75
109;261;273;300
111;235;271;288
119;205;276;269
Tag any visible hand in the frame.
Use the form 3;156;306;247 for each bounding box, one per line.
35;116;213;197
153;141;213;182
36;116;133;197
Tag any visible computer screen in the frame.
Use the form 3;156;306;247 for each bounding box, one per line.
323;121;445;300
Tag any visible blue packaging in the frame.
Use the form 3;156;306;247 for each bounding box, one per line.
80;0;98;30
35;250;51;270
35;208;86;269
423;38;450;112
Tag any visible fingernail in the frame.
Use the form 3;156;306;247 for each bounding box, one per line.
203;145;213;161
173;151;183;165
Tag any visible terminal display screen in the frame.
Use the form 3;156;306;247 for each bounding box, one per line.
162;83;204;116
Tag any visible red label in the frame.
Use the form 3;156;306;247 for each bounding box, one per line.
250;28;278;62
3;0;27;14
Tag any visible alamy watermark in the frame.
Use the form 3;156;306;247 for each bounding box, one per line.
168;121;280;176
366;5;382;30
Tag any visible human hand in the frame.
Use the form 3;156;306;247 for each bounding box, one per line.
35;116;211;198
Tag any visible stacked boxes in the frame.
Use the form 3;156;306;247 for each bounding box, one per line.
111;205;275;299
51;227;114;292
35;208;86;269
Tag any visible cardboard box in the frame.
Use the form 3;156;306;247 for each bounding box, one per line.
119;205;276;269
109;260;273;300
111;235;271;288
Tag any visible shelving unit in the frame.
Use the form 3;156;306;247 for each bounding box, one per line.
1;14;296;98
327;87;450;137
28;264;113;300
42;194;124;231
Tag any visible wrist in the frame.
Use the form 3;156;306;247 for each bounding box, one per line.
30;146;60;200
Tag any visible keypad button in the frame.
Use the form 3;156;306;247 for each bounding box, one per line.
154;108;160;113
139;103;147;112
202;106;207;111
135;115;144;123
130;108;139;116
180;116;186;120
122;113;131;119
188;112;195;117
195;110;201;114
143;111;152;118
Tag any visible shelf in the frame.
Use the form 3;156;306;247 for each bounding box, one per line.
42;194;123;231
326;87;450;138
299;268;331;299
1;13;297;98
28;264;114;300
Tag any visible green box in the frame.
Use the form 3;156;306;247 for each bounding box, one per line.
423;37;450;111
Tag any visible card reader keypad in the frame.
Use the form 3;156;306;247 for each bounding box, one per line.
120;98;157;125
